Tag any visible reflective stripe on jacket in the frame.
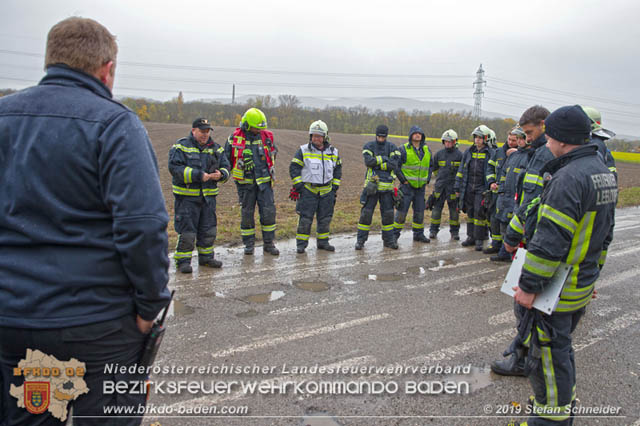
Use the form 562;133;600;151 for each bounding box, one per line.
400;142;431;188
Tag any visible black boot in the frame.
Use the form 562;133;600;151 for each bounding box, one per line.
491;254;512;262
451;232;460;241
490;353;526;376
177;262;192;274
244;246;254;255
429;231;437;239
383;241;399;249
475;240;484;251
413;234;430;243
263;243;280;256
296;247;306;254
317;241;335;252
355;241;364;250
483;245;500;254
461;237;475;247
199;258;222;268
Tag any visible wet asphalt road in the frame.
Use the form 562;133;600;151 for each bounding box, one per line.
146;207;640;426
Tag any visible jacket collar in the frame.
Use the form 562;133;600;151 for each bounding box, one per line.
39;64;113;100
531;133;547;149
541;144;598;175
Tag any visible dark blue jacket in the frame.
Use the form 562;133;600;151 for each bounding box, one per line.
0;65;171;328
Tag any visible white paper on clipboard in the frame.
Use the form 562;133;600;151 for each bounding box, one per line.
500;248;573;315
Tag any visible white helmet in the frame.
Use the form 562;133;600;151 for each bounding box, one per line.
309;120;329;141
441;129;459;147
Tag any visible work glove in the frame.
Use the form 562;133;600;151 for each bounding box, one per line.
289;186;300;201
242;150;254;171
425;193;436;211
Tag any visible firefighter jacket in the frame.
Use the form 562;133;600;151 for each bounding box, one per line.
518;144;616;313
454;145;495;204
290;141;342;196
362;139;401;192
396;126;432;189
224;128;277;188
169;133;230;197
591;134;617;176
496;147;533;223
431;146;463;198
487;144;510;186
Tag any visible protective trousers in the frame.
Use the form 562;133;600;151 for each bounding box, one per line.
174;196;217;265
393;185;426;239
464;190;488;242
237;183;276;249
357;191;395;244
525;308;585;425
0;316;147;426
430;191;460;235
487;191;502;248
295;188;336;250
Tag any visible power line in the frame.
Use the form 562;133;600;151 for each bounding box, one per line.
0;49;471;79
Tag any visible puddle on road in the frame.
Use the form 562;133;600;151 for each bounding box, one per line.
235;309;260;318
201;291;226;298
405;266;426;276
427;258;458;271
294;281;330;292
366;273;404;282
243;291;285;304
301;410;342;426
444;366;493;393
342;280;357;285
167;299;196;318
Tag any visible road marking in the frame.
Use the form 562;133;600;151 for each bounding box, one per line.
454;280;503;296
210;314;391;358
609;246;640;258
598;267;640;290
488;310;513;326
575;311;640;352
405;268;495;290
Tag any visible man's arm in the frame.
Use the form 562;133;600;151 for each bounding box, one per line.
99;111;170;321
168;141;205;184
290;148;304;189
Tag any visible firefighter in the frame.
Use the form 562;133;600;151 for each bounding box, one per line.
454;125;495;251
169;118;230;273
225;108;279;256
355;124;401;250
510;105;616;425
493;106;551;377
428;129;463;240
393;125;432;243
484;127;518;254
582;106;617;177
289;120;342;253
490;126;532;262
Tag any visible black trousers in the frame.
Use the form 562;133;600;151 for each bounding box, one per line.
295;188;336;249
357;191;395;244
464;190;488;242
0;315;147;426
393;184;426;238
173;195;217;265
236;183;276;248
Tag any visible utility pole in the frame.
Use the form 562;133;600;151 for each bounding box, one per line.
232;84;235;104
473;64;486;120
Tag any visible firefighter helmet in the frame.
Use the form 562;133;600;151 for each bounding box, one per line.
510;126;528;144
487;128;497;148
441;129;459;147
240;108;268;131
309;120;329;141
472;125;491;145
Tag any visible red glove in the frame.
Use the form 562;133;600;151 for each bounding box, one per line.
289;187;300;201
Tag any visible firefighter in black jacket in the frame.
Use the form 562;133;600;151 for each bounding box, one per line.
289;120;342;253
428;129;463;240
454;125;495;251
509;105;616;425
169;118;230;273
355;125;401;250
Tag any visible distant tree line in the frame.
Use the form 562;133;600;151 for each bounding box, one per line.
120;92;522;142
2;87;639;149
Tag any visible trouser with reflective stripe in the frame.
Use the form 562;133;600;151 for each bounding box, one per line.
357;190;395;244
296;187;336;250
393;185;426;238
526;308;585;425
237;182;276;248
174;195;217;265
464;190;488;241
430;191;460;234
487;192;502;247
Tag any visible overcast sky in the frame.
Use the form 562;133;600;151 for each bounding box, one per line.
2;0;639;136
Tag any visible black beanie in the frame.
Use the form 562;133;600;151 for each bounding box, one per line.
544;105;591;145
375;125;389;137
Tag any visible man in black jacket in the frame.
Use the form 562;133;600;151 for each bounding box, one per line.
511;105;615;425
0;18;170;425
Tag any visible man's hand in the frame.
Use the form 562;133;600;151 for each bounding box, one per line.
507;148;517;156
136;315;153;334
503;242;517;253
210;170;222;181
513;286;536;309
490;183;498;191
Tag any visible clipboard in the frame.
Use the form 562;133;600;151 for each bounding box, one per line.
500;248;572;315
